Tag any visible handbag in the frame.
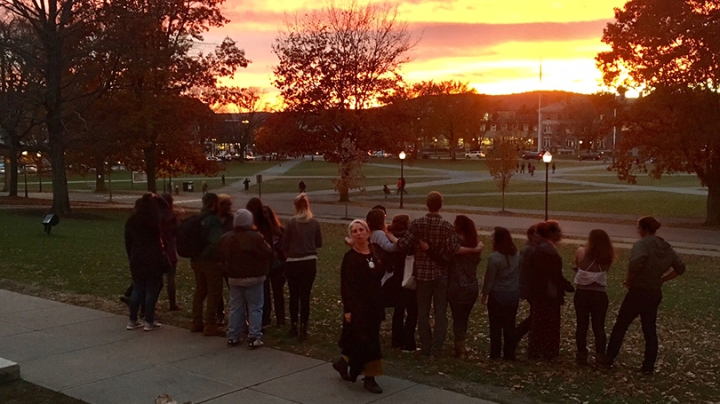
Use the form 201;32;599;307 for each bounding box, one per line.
401;254;416;290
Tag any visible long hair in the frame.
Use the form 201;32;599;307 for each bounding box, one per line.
454;215;478;248
293;194;313;222
263;205;284;236
129;193;160;230
537;220;562;241
585;229;614;267
493;226;517;256
246;197;271;233
365;209;386;232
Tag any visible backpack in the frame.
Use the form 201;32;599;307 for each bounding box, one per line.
176;212;209;258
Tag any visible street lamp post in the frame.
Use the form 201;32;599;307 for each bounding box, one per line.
21;151;28;198
36;152;42;193
399;151;406;208
542;151;553;221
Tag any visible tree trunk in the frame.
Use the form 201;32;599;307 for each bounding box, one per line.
8;151;19;197
95;162;106;192
339;186;349;202
145;145;157;193
706;181;720;226
47;30;71;214
502;187;505;212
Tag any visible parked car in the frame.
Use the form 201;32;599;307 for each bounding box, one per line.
464;150;485;159
371;150;389;158
244;154;260;161
578;152;603;161
206;156;222;162
522;152;543;160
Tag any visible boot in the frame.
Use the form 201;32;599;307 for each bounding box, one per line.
203;323;226;337
363;377;383;394
332;357;351;381
298;324;308;342
453;341;466;359
576;351;588;365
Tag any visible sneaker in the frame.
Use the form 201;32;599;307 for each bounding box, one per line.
227;338;243;347
248;338;264;350
126;321;143;330
143;321;162;331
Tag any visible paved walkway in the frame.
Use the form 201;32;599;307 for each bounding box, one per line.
0;289;495;404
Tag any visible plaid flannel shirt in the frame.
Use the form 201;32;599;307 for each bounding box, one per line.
397;213;460;281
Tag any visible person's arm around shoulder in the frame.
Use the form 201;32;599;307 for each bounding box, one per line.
395;220;417;252
661;248;686;283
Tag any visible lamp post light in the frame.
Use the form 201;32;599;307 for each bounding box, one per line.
399;151;406;209
542;151;553;221
36;152;42;193
21;151;28;198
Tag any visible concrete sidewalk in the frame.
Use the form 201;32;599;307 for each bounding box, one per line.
0;289;494;404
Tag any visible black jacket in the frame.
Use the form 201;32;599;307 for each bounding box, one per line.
124;215;169;279
527;240;574;303
219;228;272;279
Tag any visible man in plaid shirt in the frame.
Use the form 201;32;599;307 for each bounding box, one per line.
392;192;482;357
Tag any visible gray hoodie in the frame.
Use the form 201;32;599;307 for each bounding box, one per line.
628;235;686;290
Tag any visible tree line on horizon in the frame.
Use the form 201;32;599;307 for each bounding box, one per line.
1;0;719;225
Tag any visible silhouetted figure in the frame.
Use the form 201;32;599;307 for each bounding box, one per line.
383;185;390;200
299;180;307;193
552;162;556;174
221;174;226;186
243;178;250;191
520;162;526;173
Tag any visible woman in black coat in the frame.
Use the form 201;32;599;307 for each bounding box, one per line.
333;219;385;394
124;193;170;331
527;221;574;360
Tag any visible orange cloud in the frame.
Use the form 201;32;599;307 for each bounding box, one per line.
207;0;627;102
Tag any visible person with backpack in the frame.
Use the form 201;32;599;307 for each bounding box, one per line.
282;194;323;342
182;193;226;337
220;209;272;349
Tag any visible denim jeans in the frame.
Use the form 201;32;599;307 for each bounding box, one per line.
228;281;265;341
416;277;448;355
129;273;162;324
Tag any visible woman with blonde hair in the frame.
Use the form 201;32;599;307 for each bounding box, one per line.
282;194;323;341
333;219;385;394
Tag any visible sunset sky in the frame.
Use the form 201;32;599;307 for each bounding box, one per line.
204;0;628;105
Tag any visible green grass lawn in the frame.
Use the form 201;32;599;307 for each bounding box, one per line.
407;180;595;196
248;176;402;194
284;160;439;177
3;162;276;193
559;175;703;188
0;209;717;404
400;191;706;219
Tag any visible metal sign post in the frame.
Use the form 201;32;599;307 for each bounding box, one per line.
256;174;262;199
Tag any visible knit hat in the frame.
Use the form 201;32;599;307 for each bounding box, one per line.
233;209;254;229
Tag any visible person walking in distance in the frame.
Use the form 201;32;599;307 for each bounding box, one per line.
220;209;272;349
573;229;614;365
600;217;686;375
299;180;306;193
482;227;520;361
520;162;526;174
191;193;227;337
552;162;556;174
282;194;323;341
388;192;482;357
383;185;390;200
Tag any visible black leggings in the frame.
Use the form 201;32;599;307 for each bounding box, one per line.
285;259;317;327
573;289;608;355
263;270;287;326
487;295;518;359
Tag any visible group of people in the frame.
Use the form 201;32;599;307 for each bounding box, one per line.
329;192;686;393
123;189;686;396
123;192;322;350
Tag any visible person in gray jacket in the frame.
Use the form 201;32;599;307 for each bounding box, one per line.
601;216;686;375
220;209;272;349
282;194;323;341
482;227;520;360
